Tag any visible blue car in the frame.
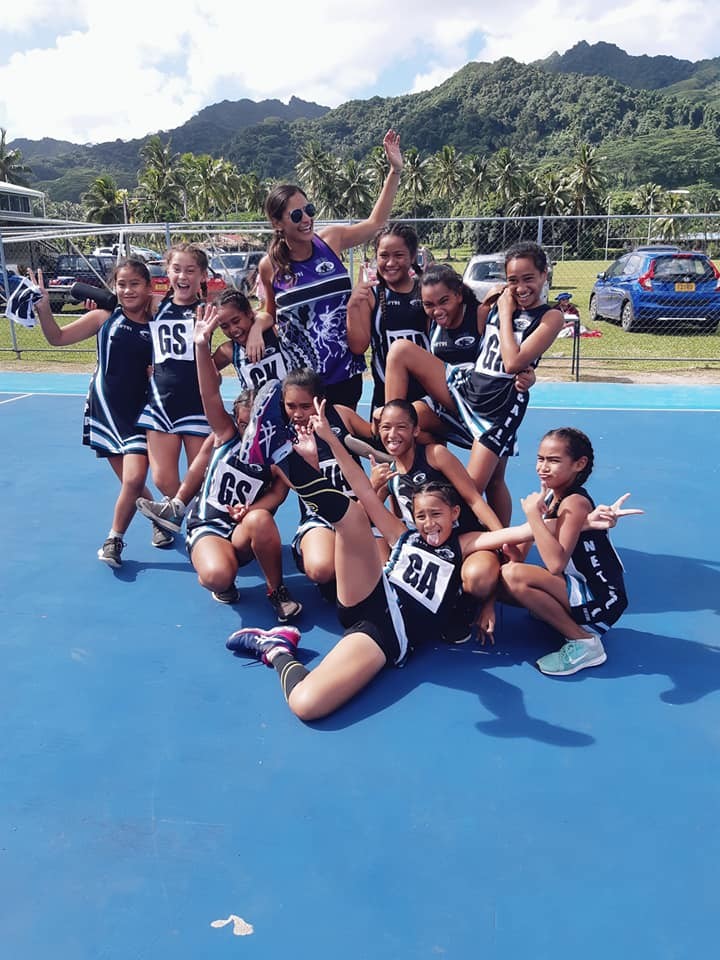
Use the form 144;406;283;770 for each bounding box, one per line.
589;246;720;333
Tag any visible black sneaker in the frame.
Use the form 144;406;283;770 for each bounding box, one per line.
213;584;240;604
136;496;184;533
98;536;124;568
238;379;296;468
151;522;174;549
226;625;301;665
267;583;302;622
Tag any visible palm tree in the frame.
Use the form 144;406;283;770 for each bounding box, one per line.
631;182;665;215
238;172;267;216
296;141;334;202
489;148;525;245
465;154;491;215
337;158;374;219
400;148;430;218
0;128;31;185
567;142;606;252
430;145;467;207
537;171;572;246
490;147;524;212
82;174;124;224
136;136;182;221
655;192;690;242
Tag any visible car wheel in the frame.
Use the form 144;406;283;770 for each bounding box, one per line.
588;294;602;323
620;301;637;332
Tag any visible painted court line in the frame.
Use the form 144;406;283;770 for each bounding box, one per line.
0;393;32;405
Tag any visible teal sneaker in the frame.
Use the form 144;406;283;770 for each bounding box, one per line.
536;638;607;676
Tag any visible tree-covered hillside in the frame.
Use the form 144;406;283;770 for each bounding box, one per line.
8;45;720;207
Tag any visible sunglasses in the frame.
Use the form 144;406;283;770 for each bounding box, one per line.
289;202;316;224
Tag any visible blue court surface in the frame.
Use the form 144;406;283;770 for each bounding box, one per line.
1;373;718;960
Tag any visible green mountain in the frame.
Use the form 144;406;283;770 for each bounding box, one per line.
538;40;720;108
10;46;720;201
12;97;330;201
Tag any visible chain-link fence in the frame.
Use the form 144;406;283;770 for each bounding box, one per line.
2;215;719;377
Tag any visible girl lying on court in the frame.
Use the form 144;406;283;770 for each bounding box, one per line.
225;385;640;720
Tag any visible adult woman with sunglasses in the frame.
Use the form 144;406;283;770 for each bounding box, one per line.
254;130;403;409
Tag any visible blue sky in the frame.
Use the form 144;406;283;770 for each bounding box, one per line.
2;1;719;146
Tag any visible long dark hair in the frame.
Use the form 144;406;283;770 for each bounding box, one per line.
421;264;478;310
264;184;308;285
282;367;325;400
543;427;594;486
374;223;422;287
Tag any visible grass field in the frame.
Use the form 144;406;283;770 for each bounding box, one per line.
2;252;719;377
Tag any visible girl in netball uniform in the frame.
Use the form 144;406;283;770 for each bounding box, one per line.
383;245;562;524
137;243;211;505
31;259;162;567
135;287;288;532
371;399;503;640
498;428;632;676
211;288;294;392
227;389;533;721
346;223;428;413
185;308;301;620
251;130;403;409
278;368;378;600
229;388;640;717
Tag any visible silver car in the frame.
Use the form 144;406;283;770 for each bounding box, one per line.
463;252;553;303
209;251;264;295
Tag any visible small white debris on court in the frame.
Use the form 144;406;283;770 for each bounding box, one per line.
211;914;254;936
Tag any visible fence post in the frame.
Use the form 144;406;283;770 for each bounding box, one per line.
164;223;171;251
536;216;544;246
0;235;21;359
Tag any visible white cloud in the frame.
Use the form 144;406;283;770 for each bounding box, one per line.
1;0;719;144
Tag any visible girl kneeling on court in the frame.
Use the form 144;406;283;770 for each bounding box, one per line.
186;308;302;622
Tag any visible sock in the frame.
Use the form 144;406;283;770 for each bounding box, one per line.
108;528;122;539
271;651;309;702
287;451;350;524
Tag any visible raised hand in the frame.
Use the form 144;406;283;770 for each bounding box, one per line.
307;396;333;443
587;493;644;530
193;303;218;346
382;129;403;174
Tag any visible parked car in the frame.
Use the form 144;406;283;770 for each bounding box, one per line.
209;251;263;294
46;254;115;312
463;252;553;303
92;244;163;261
589;247;720;333
147;261;227;298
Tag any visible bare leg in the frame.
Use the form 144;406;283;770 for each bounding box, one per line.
284;631;386;721
485;456;512;526
191;535;238;593
466;441;507;518
146;431;183;496
175;435;214;504
297;526;336;585
499;562;595;640
182;433;207;469
232;510;284;591
385;339;456;411
107;453;150;533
